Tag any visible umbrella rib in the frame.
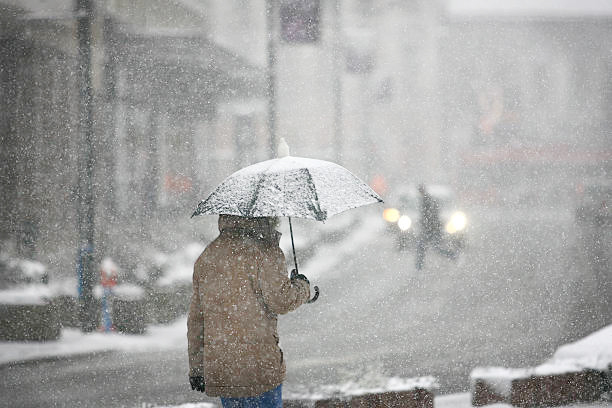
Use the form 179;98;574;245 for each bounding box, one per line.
246;174;265;217
245;160;278;216
303;168;326;221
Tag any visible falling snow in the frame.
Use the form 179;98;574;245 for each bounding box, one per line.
1;0;611;407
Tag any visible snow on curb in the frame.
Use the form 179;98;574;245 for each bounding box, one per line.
471;324;612;407
0;284;53;305
0;317;188;366
132;393;612;408
284;376;438;407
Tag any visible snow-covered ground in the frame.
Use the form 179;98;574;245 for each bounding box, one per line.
72;393;612;408
1;210;610;407
1;318;610;407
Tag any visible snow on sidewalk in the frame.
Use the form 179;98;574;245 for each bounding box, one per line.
0;317;188;365
130;393;612;408
2;320;610;407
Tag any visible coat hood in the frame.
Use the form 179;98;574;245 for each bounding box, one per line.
218;215;281;244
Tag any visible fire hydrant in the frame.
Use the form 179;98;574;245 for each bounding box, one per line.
99;258;118;332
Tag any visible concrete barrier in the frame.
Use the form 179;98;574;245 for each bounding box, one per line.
471;379;506;406
314;398;350;407
145;283;191;324
284;388;434;408
52;286;147;334
510;370;607;407
0;302;61;341
471;366;609;407
112;298;147;334
52;295;83;328
350;388;434;407
284;377;437;408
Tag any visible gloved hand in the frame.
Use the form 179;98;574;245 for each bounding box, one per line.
290;269;309;284
189;376;205;393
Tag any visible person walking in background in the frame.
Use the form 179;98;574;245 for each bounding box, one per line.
187;215;311;407
415;184;452;270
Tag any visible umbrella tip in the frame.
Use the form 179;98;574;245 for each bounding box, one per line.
277;137;290;158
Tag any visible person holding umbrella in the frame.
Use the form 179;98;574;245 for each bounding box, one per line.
189;139;382;406
187;214;311;407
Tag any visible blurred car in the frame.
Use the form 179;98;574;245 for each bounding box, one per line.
382;184;468;254
575;181;611;227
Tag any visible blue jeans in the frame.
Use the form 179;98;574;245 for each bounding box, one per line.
220;384;282;408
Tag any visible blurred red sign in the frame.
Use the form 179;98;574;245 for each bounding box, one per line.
164;174;192;193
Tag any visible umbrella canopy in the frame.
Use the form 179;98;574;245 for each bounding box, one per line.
192;156;382;220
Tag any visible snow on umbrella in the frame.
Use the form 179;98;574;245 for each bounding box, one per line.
192;141;383;303
191;156;381;221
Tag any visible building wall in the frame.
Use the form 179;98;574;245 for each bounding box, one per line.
2;0;611;280
0;0;266;280
0;24;81;275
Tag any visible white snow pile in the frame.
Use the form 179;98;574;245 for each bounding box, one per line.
471;324;612;399
49;278;79;297
286;373;438;401
0;255;50;305
12;258;47;281
93;283;145;300
553;325;612;371
0;317;188;365
0;277;81;306
322;375;439;397
0;284;53;305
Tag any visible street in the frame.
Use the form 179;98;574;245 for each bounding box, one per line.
0;206;609;408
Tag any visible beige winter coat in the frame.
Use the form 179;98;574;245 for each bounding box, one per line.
187;215;310;398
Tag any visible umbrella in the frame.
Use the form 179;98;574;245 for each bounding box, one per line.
192;149;383;303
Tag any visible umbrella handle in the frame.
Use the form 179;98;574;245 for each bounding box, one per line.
307;285;319;303
288;217;319;304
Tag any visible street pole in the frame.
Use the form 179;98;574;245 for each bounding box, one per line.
332;0;343;164
76;0;97;332
266;0;277;158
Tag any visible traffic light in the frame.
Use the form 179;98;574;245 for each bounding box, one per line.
280;0;320;44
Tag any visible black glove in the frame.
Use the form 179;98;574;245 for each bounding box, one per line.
189;376;205;393
290;269;309;284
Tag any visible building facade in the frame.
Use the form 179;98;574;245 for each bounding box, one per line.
1;0;611;281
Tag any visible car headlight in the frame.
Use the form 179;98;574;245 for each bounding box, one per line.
445;211;467;234
383;208;400;223
398;215;412;231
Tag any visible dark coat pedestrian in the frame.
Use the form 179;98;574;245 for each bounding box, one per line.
416;184;451;270
418;185;442;242
187;215;311;401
